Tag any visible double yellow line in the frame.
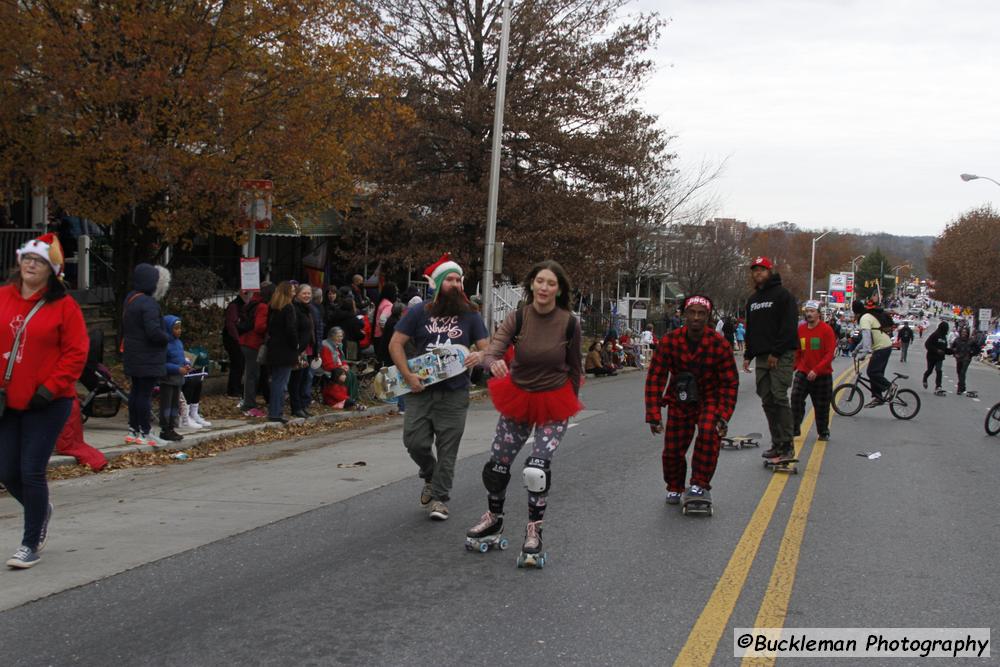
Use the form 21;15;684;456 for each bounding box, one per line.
674;363;856;666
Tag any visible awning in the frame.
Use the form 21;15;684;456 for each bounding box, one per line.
257;209;344;237
663;281;685;299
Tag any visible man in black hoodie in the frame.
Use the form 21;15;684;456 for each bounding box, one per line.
742;256;799;459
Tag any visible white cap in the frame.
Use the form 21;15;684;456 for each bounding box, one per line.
803;300;821;310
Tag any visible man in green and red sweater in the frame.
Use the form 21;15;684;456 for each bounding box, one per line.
791;300;837;442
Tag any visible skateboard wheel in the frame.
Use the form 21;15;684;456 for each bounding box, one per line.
499;537;509;550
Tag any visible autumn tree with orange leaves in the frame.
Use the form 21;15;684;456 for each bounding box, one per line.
927;205;1000;310
0;0;403;299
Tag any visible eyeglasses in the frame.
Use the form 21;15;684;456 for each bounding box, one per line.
19;255;48;267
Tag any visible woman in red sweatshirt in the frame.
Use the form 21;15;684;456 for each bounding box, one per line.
0;233;88;569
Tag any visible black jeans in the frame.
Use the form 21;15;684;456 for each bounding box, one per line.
867;348;891;400
0;398;72;549
223;334;244;396
289;368;311;412
956;358;971;393
159;382;180;434
182;376;203;404
128;376;159;435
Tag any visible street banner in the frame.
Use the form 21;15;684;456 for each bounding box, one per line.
828;273;847;292
830;291;846;304
240;257;260;291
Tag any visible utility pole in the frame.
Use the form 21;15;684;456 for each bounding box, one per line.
481;0;513;332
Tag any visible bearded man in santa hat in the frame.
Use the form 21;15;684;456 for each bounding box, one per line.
388;253;489;521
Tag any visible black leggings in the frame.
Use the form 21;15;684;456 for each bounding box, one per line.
182;376;203;404
922;354;943;389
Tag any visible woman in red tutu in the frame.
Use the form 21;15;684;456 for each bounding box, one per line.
466;260;583;565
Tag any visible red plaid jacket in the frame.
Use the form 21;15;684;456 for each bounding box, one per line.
644;326;739;424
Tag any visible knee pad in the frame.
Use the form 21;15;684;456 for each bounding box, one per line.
482;460;511;494
523;457;551;494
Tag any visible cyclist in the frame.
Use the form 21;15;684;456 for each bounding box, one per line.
852;299;892;407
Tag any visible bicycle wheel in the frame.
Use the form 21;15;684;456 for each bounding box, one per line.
986;402;1000;436
889;388;921;420
833;383;864;416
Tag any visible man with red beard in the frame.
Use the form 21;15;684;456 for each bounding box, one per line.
389;254;489;521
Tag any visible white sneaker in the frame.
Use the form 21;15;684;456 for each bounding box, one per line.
192;414;211;427
189;405;212;427
180;415;203;430
141;433;163;448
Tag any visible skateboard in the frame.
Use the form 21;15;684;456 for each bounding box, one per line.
764;456;799;474
965;391;979;398
934;389;948;397
721;432;762;450
374;345;469;401
465;533;509;554
682;497;713;516
516;551;547;568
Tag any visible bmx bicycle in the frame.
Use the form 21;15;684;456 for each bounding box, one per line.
986;402;1000;436
833;357;921;420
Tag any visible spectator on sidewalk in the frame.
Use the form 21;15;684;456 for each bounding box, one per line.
123;263;171;447
585;341;617;376
265;282;299;424
320;326;359;402
373;282;399;367
0;233;88;569
222;291;248;397
327;293;364;358
158;315;189;442
237;283;271;417
289;284;316;418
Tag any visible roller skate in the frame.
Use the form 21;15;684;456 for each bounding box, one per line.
464;511;508;553
516;520;547;569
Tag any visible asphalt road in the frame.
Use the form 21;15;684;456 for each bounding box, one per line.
0;350;998;666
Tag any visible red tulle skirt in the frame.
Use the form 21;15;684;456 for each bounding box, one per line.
488;375;584;425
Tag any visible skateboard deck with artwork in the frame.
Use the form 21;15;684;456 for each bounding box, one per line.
721;432;762;450
374;345;470;401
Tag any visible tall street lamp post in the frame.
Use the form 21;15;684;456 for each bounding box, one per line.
809;230;832;301
481;0;513;332
960;173;1000;187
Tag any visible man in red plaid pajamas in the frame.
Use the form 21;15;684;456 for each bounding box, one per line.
644;295;739;507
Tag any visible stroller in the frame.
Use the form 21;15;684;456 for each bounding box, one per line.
79;329;130;423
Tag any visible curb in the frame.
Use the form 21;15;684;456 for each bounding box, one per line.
48;386;495;471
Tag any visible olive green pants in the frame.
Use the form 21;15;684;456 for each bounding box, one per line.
755;350;795;447
402;387;471;501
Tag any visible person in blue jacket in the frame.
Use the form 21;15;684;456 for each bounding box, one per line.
159;315;191;442
122;263;170;447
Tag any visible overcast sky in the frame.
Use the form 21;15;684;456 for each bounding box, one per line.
630;0;1000;236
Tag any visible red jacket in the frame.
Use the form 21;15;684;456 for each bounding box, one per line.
794;321;837;376
237;297;268;350
0;284;89;410
644;326;739;424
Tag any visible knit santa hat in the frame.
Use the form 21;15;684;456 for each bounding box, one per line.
423;253;463;295
17;232;64;277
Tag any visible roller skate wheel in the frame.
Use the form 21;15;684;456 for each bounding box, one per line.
516;553;525;568
498;537;509;550
682;505;688;515
479;542;489;553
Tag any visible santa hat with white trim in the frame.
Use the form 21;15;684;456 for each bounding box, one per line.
16;232;64;277
423;253;463;296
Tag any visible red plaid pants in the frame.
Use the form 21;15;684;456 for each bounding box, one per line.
661;404;722;492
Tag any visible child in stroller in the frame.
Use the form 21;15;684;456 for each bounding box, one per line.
79;329;130;422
